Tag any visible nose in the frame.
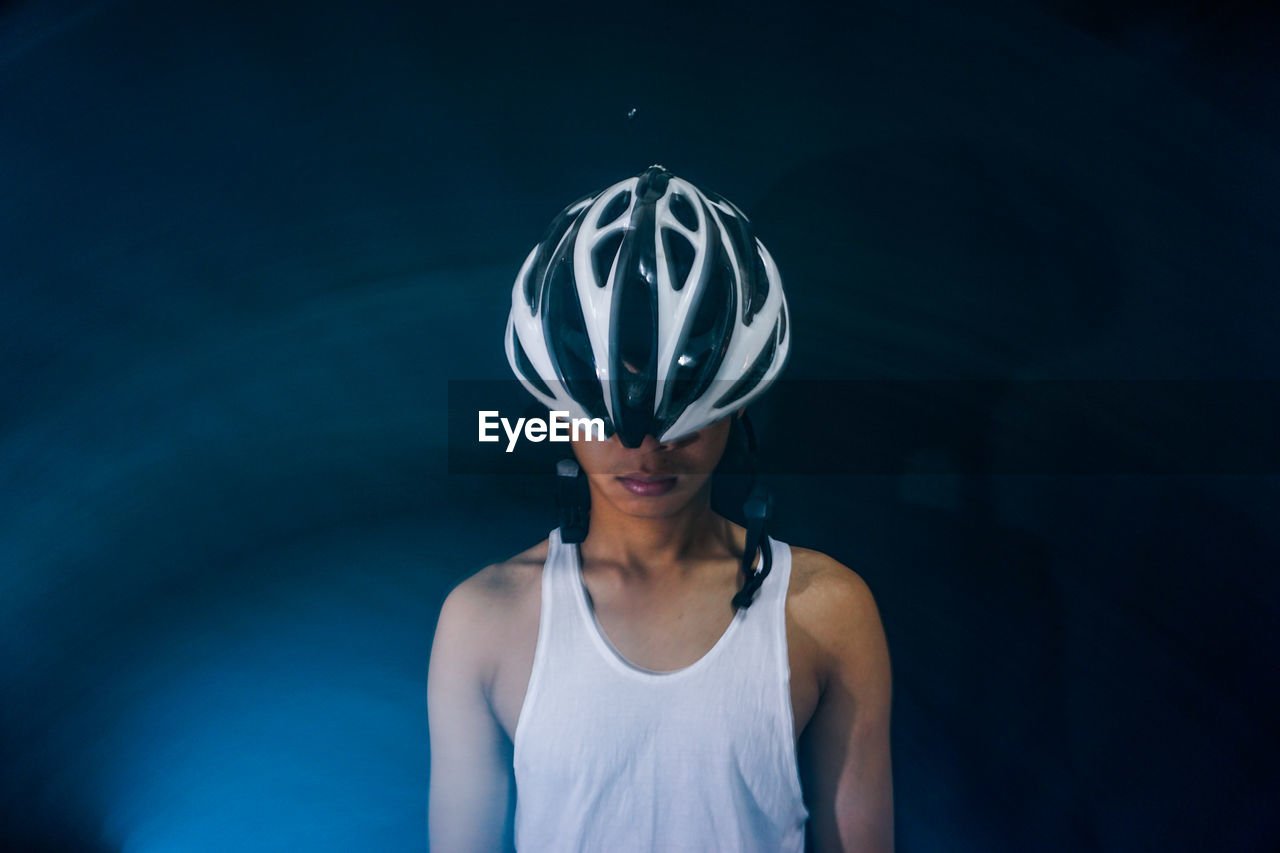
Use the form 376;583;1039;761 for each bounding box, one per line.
634;433;668;452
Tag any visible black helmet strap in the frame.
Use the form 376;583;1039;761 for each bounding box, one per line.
555;458;590;544
732;486;773;609
731;411;773;609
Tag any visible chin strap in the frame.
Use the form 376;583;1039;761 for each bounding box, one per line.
556;458;589;544
732;485;773;609
731;410;773;609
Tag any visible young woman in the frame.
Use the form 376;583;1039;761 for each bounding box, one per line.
428;166;893;852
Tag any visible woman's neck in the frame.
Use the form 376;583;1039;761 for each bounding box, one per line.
579;489;733;579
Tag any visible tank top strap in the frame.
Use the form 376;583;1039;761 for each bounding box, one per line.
543;527;570;597
758;535;793;610
727;535;793;677
538;527;588;645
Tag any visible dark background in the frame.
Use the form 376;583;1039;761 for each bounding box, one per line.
2;0;1277;850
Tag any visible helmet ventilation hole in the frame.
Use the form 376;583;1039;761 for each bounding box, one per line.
663;231;697;291
669;192;698;231
597;191;632;227
591;231;624;288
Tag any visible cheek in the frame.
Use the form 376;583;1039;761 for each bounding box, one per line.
665;446;725;478
690;452;725;476
689;429;732;472
570;438;620;474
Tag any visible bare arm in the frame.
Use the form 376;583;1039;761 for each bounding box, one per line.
799;569;894;853
427;583;513;853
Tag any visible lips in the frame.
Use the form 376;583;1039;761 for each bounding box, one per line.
617;475;678;497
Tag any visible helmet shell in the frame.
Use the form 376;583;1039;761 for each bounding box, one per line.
505;165;789;447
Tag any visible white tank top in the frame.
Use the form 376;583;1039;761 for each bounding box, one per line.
512;528;809;852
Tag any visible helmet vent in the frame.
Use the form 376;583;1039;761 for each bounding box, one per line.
591;230;624;288
663;230;697;291
598;190;632;228
615;268;656;375
511;332;554;399
545;275;607;417
669;192;698;231
745;245;771;325
714;330;778;410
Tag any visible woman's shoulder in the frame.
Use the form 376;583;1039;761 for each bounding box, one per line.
783;542;882;636
449;537;549;613
781;542;889;699
432;538;549;671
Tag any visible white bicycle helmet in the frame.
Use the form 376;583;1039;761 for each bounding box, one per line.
505;165;790;448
